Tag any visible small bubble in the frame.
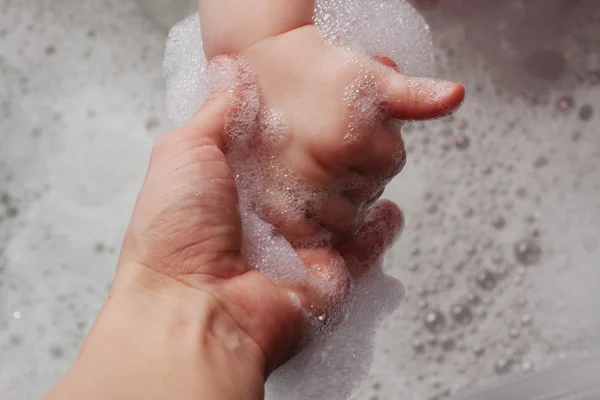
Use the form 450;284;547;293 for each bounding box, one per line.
490;251;504;265
427;204;439;214
473;344;485;357
441;127;453;137
467;293;481;305
417;299;429;310
145;117;160;131
413;339;425;352
515;187;528;198
462;206;475;218
6;206;18;218
476;269;497;290
50;345;64;359
454;135;470;150
514;238;542;266
556;95;574;113
427;335;438;347
450;304;472;325
521;313;533;326
441;335;455;351
424;310;446;334
45;45;57;56
521;360;534;372
465;244;477;257
579;104;594;121
9;335;22;346
491;215;506;230
94;243;105;253
494;358;512;374
533;156;549;169
509;327;520;339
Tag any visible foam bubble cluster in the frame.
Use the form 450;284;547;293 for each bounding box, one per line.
164;2;434;399
314;0;434;76
164;0;433;125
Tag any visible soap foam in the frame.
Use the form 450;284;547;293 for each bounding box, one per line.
164;0;433;124
164;2;433;399
314;0;434;76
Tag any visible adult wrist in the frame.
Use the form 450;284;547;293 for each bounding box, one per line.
48;262;267;400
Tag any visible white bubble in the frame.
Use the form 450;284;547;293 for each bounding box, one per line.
314;0;434;76
164;13;209;126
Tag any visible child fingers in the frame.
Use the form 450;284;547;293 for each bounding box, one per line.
294;247;352;317
318;195;366;245
380;72;465;120
260;189;366;248
258;189;332;247
339;200;404;278
345;124;406;177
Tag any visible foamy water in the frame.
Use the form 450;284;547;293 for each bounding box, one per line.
0;1;599;399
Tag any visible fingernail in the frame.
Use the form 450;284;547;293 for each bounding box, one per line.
417;79;465;109
374;55;400;72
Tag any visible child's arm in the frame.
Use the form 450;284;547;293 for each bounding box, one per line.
198;0;315;59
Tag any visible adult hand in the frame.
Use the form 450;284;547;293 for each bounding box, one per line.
117;67;405;369
45;62;404;400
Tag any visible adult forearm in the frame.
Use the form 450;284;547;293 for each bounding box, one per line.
199;0;315;59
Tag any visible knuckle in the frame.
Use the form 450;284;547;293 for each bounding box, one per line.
380;130;406;179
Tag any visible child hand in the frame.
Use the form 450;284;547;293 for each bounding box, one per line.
220;25;464;247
